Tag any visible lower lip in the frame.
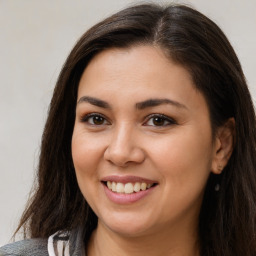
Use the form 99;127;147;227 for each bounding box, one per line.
103;184;156;204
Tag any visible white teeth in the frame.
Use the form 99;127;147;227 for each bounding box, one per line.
134;182;141;192
107;181;112;189
106;181;154;194
141;182;147;191
116;183;124;193
147;183;152;189
124;183;134;194
112;182;116;192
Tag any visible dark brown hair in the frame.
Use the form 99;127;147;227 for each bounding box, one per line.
16;3;256;255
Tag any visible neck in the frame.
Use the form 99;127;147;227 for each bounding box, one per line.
87;221;200;256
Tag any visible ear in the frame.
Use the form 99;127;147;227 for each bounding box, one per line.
211;118;235;174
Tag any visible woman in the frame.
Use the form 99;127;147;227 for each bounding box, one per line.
1;3;256;256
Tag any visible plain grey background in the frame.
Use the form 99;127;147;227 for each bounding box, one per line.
0;0;255;245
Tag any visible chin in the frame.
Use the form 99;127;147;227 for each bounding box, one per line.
99;213;155;237
108;223;151;238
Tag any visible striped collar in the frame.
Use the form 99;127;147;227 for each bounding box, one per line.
48;228;85;256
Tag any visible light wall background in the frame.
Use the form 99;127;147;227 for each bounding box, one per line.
0;0;255;245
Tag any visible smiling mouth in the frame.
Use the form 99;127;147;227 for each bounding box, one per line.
103;181;158;194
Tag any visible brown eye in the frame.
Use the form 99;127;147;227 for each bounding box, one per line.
152;117;165;126
82;114;109;125
92;115;105;125
144;114;176;127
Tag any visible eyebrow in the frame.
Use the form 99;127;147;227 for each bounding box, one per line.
77;96;111;109
136;98;187;110
77;96;187;110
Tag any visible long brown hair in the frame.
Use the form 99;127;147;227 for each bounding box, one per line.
16;3;256;255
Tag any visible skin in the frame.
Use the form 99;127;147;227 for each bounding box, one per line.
72;45;234;256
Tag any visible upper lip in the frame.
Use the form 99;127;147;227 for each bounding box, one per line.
101;175;158;184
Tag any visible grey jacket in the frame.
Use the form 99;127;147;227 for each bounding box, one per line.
0;228;85;256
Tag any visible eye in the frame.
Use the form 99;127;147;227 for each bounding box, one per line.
81;113;109;126
144;114;176;127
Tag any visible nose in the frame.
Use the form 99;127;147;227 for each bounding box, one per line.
104;124;145;167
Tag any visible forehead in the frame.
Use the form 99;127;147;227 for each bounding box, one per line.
78;45;194;96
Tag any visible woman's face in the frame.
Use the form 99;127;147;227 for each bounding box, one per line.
72;45;218;237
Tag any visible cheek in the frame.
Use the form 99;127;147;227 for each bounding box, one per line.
72;130;103;169
148;128;213;188
71;131;105;190
71;131;105;210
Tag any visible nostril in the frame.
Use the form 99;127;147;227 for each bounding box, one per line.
103;137;146;166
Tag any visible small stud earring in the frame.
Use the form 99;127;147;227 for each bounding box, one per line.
215;183;220;191
218;165;223;173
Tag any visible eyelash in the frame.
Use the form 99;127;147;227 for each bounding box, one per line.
80;113;176;127
144;114;177;127
80;113;110;126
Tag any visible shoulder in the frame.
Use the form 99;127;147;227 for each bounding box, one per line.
0;238;48;256
0;228;85;256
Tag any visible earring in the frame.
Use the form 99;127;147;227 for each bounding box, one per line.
215;183;220;191
215;165;223;192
